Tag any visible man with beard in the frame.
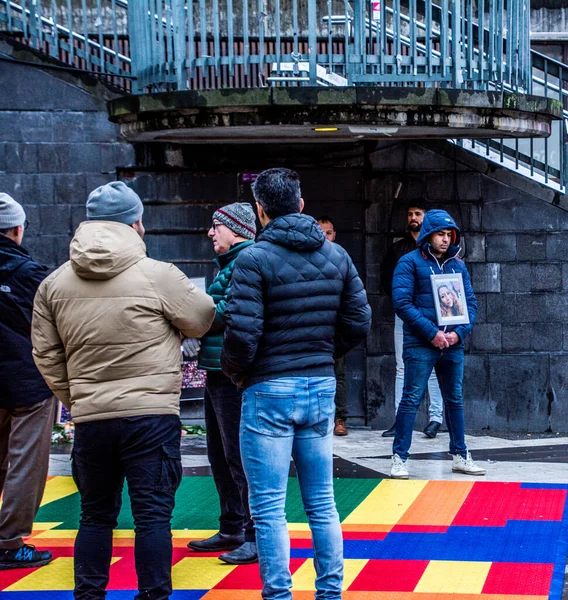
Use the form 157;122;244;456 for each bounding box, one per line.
380;202;443;439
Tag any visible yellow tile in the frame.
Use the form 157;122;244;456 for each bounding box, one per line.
414;560;492;594
40;476;78;507
172;529;218;538
5;557;119;591
343;559;368;591
32;529;78;539
288;523;311;531
291;559;316;591
343;480;428;525
172;557;236;589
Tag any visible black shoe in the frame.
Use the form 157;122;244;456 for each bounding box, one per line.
187;531;244;552
423;421;441;439
381;424;396;437
0;544;52;570
219;541;258;565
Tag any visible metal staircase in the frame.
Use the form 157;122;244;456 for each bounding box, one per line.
1;0;566;194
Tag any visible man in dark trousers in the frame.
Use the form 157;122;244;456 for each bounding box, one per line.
0;193;53;570
222;168;371;600
32;182;215;599
187;202;258;565
317;215;348;436
380;202;443;439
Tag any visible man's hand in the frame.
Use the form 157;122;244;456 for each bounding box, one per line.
431;331;449;349
444;332;460;346
181;338;201;359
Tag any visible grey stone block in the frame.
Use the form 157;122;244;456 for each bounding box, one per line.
3;143;38;174
471;324;502;352
463;354;490;430
54;174;88;206
474;293;487;324
488;355;550;431
144;233;214;263
86;174;114;195
461;202;482;232
485;234;516;262
82;112;121;143
17;112;54;142
563;264;568;291
531;322;563;352
40;205;72;236
471;263;501;293
0;112;25;142
365;199;394;234
501;324;531;352
517;234;546;261
143;204;214;233
72;144;103;173
26;235;70;268
37;144;71;173
71;205;87;232
532;263;562;292
368;142;406;171
366;321;395;356
369;294;394;324
20;204;40;234
501;263;530;293
483;187;566;232
16;174;55;205
486;293;517;323
52;112;86;143
516;293;568;323
463;233;485;262
550;356;568;432
546;233;568;261
100;143;135;174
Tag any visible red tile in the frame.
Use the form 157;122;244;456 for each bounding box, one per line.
348;559;429;592
482;562;554;596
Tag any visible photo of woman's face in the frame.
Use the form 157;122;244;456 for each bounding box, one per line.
439;286;453;308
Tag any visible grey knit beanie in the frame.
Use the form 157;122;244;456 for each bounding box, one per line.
213;203;256;240
86;181;144;225
0;193;26;229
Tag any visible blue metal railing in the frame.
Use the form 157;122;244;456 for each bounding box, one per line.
1;0;565;193
0;0;131;88
123;0;531;94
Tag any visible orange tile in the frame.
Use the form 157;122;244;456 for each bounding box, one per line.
398;481;475;526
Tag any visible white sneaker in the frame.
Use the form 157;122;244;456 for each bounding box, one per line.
452;452;486;476
390;454;409;479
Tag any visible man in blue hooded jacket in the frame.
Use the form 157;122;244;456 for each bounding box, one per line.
390;209;485;479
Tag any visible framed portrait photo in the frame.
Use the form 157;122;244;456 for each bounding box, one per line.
431;273;470;327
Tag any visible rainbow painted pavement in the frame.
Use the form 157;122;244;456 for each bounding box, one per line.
1;476;567;599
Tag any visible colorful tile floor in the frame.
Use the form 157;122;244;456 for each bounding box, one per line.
1;474;567;599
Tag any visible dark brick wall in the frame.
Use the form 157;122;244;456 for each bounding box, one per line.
365;140;568;433
0;54;134;268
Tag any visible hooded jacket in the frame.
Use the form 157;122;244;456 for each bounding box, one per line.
221;213;372;388
198;239;255;371
32;221;215;423
392;210;477;349
0;235;51;408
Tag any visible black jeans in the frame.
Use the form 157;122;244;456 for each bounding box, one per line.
333;358;347;420
204;371;255;542
72;414;182;600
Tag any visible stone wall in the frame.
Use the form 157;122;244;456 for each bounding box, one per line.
365;140;568;433
0;38;134;268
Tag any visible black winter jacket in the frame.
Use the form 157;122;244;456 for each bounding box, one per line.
221;213;372;388
0;235;51;408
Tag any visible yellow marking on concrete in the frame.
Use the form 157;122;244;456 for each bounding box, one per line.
291;559;316;591
172;557;236;589
342;559;369;590
343;480;428;525
39;476;78;507
414;560;492;594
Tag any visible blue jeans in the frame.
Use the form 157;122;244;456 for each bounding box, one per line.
240;377;343;600
393;346;468;462
394;316;443;422
72;415;182;600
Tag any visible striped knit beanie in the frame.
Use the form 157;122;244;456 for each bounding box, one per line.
213;203;256;240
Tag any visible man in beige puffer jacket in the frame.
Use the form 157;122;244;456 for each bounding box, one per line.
31;181;215;600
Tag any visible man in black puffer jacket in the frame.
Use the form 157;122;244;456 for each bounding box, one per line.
221;168;371;600
0;193;53;570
